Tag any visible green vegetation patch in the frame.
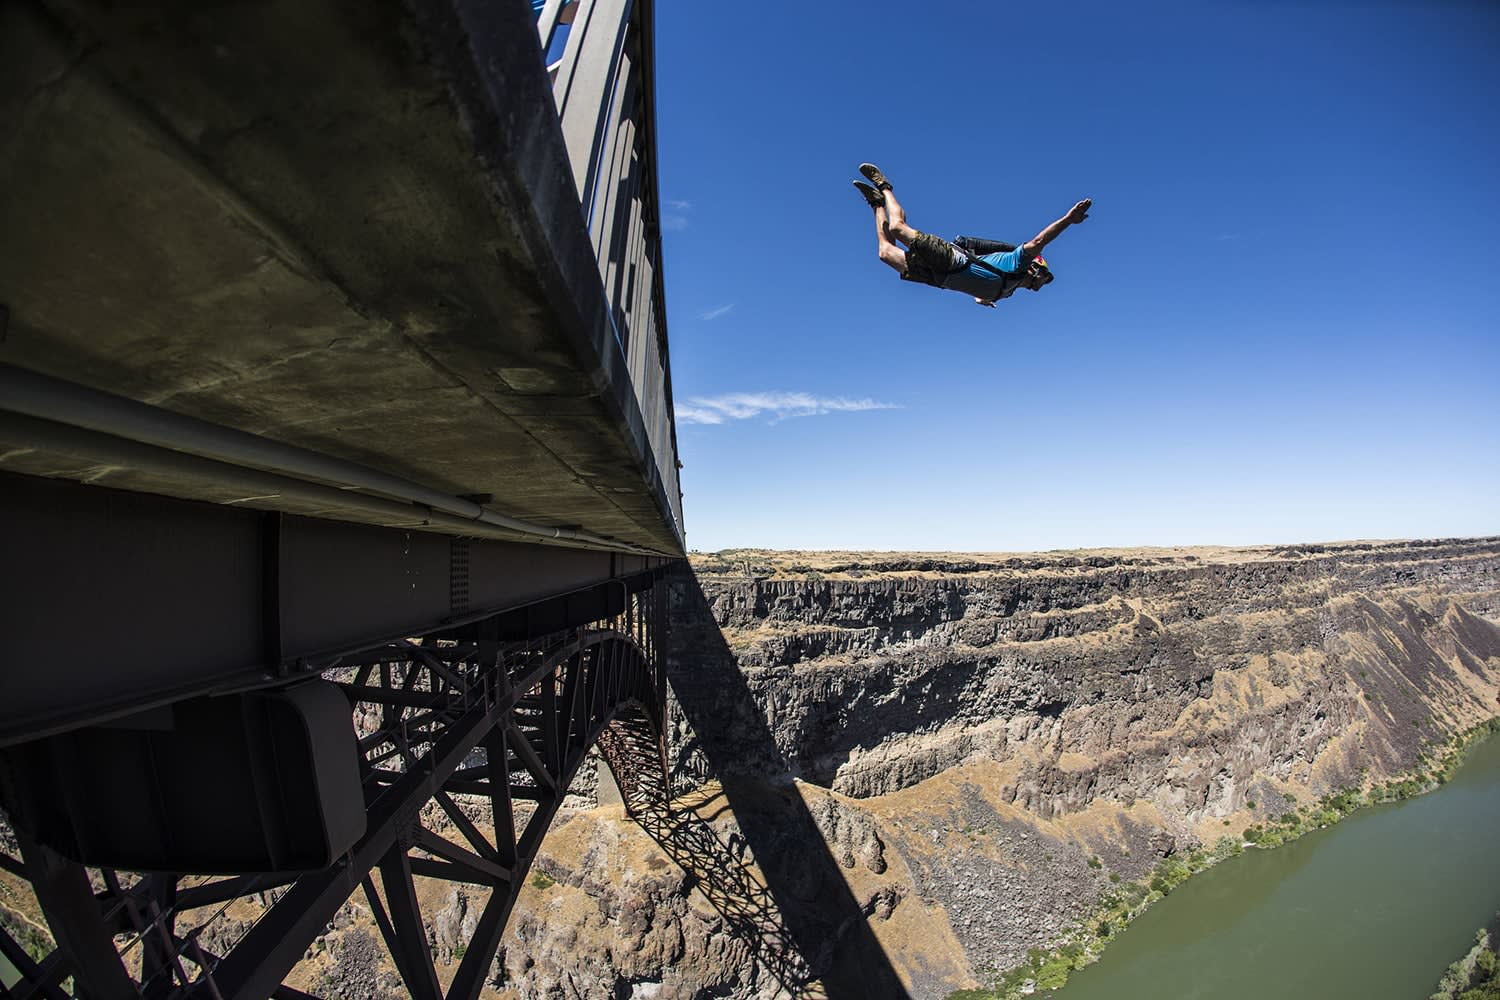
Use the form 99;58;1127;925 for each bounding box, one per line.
1430;916;1500;1000
1373;718;1500;806
1;903;54;964
1244;719;1500;851
949;945;1092;999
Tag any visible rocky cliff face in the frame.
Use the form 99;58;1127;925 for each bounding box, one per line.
490;538;1500;999
687;539;1500;811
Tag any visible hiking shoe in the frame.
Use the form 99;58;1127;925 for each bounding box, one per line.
853;180;884;208
859;162;892;190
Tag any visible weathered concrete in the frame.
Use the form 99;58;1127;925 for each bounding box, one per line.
0;0;683;554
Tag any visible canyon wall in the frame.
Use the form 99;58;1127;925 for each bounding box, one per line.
494;538;1500;999
21;540;1478;994
682;538;1500;810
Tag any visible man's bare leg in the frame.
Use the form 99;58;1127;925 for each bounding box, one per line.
855;179;907;274
873;206;908;274
861;163;921;245
1022;199;1092;256
880;186;919;245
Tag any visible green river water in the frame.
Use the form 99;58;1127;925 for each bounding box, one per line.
1053;733;1500;1000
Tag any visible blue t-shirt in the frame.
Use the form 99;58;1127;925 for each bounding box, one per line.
941;244;1031;300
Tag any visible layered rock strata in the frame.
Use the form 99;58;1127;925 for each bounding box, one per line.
495;538;1500;998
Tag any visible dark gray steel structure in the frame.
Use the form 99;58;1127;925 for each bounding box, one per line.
0;0;682;994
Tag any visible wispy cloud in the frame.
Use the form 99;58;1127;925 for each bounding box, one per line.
699;303;734;321
1215;232;1241;241
662;198;692;231
677;391;899;426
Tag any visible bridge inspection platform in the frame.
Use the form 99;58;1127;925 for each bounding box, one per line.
0;0;683;995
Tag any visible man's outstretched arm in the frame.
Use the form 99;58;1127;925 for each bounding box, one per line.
1023;199;1092;255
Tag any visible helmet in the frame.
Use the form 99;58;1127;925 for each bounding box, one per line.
1027;255;1054;288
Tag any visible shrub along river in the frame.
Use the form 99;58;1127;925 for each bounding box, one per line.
1053;732;1500;1000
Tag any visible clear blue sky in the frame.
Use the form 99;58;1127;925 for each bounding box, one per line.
653;1;1499;553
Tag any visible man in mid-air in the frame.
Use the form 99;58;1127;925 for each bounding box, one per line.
853;162;1091;307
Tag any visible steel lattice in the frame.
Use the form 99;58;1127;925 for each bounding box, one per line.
0;573;670;999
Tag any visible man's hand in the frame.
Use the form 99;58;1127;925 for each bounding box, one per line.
975;298;996;307
1030;199;1093;251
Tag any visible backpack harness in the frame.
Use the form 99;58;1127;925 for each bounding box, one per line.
902;235;1037;297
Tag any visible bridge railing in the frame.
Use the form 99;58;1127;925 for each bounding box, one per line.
539;0;683;536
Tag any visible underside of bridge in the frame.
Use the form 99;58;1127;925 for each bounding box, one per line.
0;0;683;994
0;0;682;555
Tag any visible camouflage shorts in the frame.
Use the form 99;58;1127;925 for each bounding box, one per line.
906;231;963;275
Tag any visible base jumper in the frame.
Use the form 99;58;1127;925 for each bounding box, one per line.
854;162;1091;307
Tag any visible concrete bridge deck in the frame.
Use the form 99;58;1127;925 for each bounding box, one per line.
0;0;682;557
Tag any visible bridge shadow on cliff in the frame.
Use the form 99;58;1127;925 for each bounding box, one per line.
664;569;908;998
626;779;824;995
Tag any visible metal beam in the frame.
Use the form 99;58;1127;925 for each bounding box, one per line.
413;827;510;885
0;363;668;555
0;925;71;1000
13;833;137;1000
8;609;668;998
0;471;668;746
374;847;443;1000
203;702;499;999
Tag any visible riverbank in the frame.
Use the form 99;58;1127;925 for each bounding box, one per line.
1430;914;1500;999
949;716;1500;1000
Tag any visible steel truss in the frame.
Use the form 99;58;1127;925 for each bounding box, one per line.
0;571;670;999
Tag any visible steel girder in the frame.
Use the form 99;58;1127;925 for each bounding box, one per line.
0;470;671;748
0;575;671;999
